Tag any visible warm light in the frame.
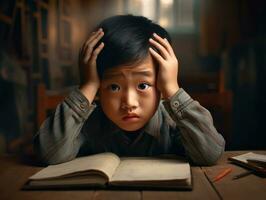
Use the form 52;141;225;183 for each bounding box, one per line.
158;0;173;28
159;18;169;28
127;0;194;30
141;0;156;20
160;0;173;6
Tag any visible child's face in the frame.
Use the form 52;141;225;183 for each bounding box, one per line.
99;54;160;132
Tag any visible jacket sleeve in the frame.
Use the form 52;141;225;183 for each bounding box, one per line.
33;88;96;165
163;88;225;165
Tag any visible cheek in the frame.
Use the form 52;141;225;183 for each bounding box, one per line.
140;88;160;108
99;92;120;114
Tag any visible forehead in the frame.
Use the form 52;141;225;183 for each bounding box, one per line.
102;54;156;79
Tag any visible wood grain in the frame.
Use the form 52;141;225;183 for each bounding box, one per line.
0;151;265;200
202;151;266;200
142;167;219;200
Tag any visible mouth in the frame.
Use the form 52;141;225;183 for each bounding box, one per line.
122;114;140;122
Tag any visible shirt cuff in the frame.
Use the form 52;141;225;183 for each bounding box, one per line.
64;88;96;120
162;88;193;120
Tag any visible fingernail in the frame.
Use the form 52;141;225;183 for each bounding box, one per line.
149;38;153;42
153;33;157;36
99;28;102;31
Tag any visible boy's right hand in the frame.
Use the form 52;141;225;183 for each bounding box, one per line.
79;28;104;103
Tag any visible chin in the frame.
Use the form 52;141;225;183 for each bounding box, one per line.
117;124;144;132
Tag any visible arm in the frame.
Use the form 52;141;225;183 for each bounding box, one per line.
33;89;96;165
34;28;105;165
149;33;224;165
163;88;225;165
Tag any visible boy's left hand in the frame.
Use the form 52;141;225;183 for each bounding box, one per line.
149;33;180;99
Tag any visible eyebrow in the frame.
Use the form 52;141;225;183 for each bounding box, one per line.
104;70;154;79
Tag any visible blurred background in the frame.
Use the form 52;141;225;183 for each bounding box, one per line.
0;0;265;157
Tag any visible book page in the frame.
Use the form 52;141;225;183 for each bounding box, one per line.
110;157;190;182
28;175;107;187
231;152;266;163
30;152;120;181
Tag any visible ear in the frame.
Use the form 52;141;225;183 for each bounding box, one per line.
95;90;100;101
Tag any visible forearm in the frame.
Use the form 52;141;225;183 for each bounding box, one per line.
79;83;98;104
163;88;225;165
33;88;96;165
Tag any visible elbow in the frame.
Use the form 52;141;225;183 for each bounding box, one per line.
200;155;220;166
190;141;225;166
32;133;48;166
44;155;73;165
36;145;76;165
200;143;225;166
200;133;226;166
191;151;223;166
34;145;75;165
33;136;55;166
33;133;75;165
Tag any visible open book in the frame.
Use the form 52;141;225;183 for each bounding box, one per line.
228;152;266;176
24;152;192;190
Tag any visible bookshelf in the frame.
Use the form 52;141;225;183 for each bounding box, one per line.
0;0;74;133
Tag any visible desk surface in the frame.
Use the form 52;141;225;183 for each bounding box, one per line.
0;151;265;200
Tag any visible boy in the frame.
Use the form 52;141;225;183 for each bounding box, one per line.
34;15;225;166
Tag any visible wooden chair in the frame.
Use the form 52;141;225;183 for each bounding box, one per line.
5;84;69;159
183;69;233;146
37;83;68;126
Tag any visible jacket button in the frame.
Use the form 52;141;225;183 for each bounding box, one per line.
80;103;86;110
173;101;179;108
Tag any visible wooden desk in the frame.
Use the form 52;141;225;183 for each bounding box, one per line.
0;151;265;200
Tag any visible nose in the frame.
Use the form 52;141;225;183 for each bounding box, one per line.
121;88;138;111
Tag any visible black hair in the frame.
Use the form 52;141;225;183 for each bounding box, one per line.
95;15;171;79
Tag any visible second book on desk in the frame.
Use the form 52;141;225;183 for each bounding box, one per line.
23;152;192;190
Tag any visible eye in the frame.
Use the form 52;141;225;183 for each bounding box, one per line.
137;83;150;90
109;84;120;92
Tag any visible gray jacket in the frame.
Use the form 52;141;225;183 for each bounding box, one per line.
33;88;225;166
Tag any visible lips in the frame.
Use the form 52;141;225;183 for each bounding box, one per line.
122;114;140;121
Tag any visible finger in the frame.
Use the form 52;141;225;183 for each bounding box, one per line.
84;31;104;57
84;42;104;62
163;37;175;56
83;32;104;62
153;33;175;56
90;42;105;62
81;29;102;54
149;38;169;59
86;28;103;45
79;47;86;65
149;47;164;64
